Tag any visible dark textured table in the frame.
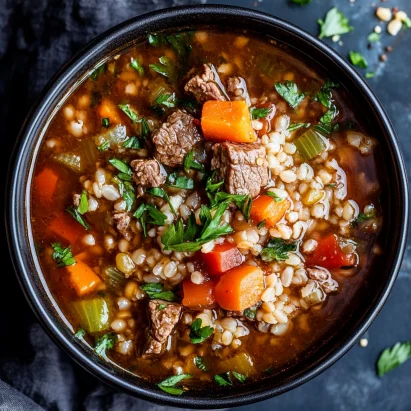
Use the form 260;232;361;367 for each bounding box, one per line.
1;0;410;410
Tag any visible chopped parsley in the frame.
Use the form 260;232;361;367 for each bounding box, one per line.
101;118;110;128
133;203;167;237
74;328;86;339
189;318;214;344
157;374;192;396
166;173;194;190
147;187;176;216
118;104;140;123
97;141;110;151
214;372;232;386
349;51;368;69
156;93;177;108
194;356;208;371
366;72;375;79
232;372;246;383
291;0;311;4
183;150;205;173
149;56;176;80
377;342;411;377
266;191;283;202
257;220;266;230
318;7;354;39
368;32;381;43
244;308;257;319
158;304;167;311
313;80;340;134
140;283;178;302
51;243;76;268
117;180;135;212
130;58;144;76
275;81;305;109
109;158;132;175
352;210;376;226
90;63;106;80
261;238;298;262
94;332;117;356
66;206;90;230
288;122;310;132
123;136;142;149
78;190;88;215
250;107;272;120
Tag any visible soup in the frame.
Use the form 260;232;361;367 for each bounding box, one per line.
31;29;383;393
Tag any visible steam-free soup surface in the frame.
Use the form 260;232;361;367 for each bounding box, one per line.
31;29;383;393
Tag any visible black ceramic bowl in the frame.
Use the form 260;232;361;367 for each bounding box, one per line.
6;5;409;409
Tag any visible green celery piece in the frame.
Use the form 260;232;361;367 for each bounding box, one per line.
70;298;112;333
102;266;126;293
294;128;327;161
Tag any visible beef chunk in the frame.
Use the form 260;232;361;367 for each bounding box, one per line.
226;77;251;106
184;64;228;103
113;212;132;241
142;300;182;357
211;142;268;198
130;159;166;196
152;110;202;167
307;268;338;294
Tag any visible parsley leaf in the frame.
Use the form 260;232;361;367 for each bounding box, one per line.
123;136;142;149
250;107;272;120
313;80;340;134
318;7;354;39
291;0;311;4
183;150;205;173
157;374;192;396
214;372;232;386
274;81;305;109
140;283;178;302
288;122;310;132
117;180;135;212
349;51;368;69
266;191;283;202
377;342;411;377
158;304;167;310
133;203;167;237
101;118;110;128
352;210;376;227
94;332;117;356
74;328;86;339
261;238;298;262
366;72;375;79
148;33;167;47
97;141;110;151
109;158;132;175
189;318;214;344
194;356;208;371
211;192;252;222
257;220;266;230
368;32;381;43
167;173;194;189
244;308;257;319
51;243;76;267
90;63;106;80
118;103;140;123
78;190;88;215
147;187;176;216
66;206;90;230
130;58;144;76
149;56;176;80
156;93;177;108
232;371;246;383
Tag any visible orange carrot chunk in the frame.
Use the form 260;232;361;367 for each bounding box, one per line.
182;280;216;308
201;101;256;143
251;195;290;227
98;98;121;124
214;264;264;311
49;212;85;244
66;259;102;296
201;243;244;276
34;168;59;204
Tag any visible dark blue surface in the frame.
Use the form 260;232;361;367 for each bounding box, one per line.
1;0;410;410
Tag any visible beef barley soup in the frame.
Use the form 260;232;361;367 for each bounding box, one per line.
31;29;383;393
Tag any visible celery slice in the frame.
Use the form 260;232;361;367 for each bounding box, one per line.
294;128;327;161
93;124;127;150
102;266;126;293
53;152;83;172
81;137;98;168
70;298;112;333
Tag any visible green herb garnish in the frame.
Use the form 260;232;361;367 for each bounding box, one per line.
158;304;167;311
313;80;340;133
133;203;167;237
147;187;176;216
250;107;272;120
117;180;135;212
349;51;368;69
101;118;110;128
118;104;140;123
291;0;311;4
94;332;117;356
318;7;353;39
211;192;252;222
74;328;86;339
377;342;411;377
167;173;194;190
109;158;132;175
66;206;90;230
123;136;142;149
194;356;208;371
97;141;110;151
232;371;247;383
288;122;310;132
261;238;298;262
130;58;144;76
244;308;257;319
190;318;214;344
90;63;106;80
149;56;176;80
266;191;283;202
366;72;375;79
140;283;178;302
275;81;305;109
214;372;232;386
51;243;76;267
368;32;381;43
257;220;266;230
183;150;205;173
78;190;88;215
157;374;192;396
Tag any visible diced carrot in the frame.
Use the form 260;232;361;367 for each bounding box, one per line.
98;98;121;124
306;234;356;270
201;243;244;276
201;101;256;143
251;195;290;227
49;212;85;244
74;251;90;262
34;168;59;203
214;264;264;311
66;259;102;296
182;280;216;308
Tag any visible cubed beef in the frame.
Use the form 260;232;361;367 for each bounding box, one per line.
113;212;132;241
130;159;166;196
142;300;182;357
185;64;228;103
211;142;268;198
152;110;202;167
226;77;251;106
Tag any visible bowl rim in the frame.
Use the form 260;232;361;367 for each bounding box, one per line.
5;4;409;408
